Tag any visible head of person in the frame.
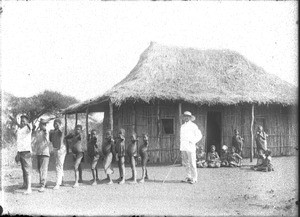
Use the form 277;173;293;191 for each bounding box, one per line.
181;111;195;123
105;130;112;140
90;129;97;139
143;133;148;142
257;125;263;133
234;129;239;135
75;125;82;134
131;132;137;142
199;146;204;152
39;118;48;130
53;118;62;130
20;115;29;128
221;145;228;153
230;146;236;153
118;128;125;137
210;145;216;152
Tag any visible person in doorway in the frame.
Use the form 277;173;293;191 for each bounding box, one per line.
11;114;33;194
128;132;138;184
65;125;84;188
102;130;115;185
255;125;268;166
232;129;244;156
139;133;149;183
115;128;126;184
207;145;221;168
32;118;51;192
180;111;203;184
49;118;67;190
87;129;100;185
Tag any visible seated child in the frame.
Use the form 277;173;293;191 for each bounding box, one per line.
139;133;149;183
65;125;84;188
115;128;126;184
253;150;274;172
196;146;207;168
87;129;100;185
128;132;138;184
220;145;229;167
102;130;115;185
207;145;221;168
228;146;243;167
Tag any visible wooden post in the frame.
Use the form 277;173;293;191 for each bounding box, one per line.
178;102;182;163
86;107;89;142
65;113;69;154
250;104;255;162
75;112;78;128
157;101;161;162
132;104;136;134
109;100;113;132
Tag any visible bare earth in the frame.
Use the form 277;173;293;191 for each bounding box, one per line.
1;154;298;216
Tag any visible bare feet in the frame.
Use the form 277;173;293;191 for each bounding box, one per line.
139;179;145;184
73;183;79;188
53;185;60;190
118;179;125;185
38;187;45;192
107;181;113;185
23;189;32;195
91;181;97;186
129;180;137;184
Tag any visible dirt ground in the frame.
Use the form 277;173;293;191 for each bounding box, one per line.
1;153;298;216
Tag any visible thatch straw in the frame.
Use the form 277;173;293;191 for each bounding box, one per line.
64;42;297;114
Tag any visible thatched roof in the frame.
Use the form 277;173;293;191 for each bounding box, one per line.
64;42;297;114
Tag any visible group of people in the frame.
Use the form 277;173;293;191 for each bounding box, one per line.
12;114;150;194
11;110;274;194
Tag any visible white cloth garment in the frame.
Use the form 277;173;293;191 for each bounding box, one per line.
53;144;66;185
16;125;32;152
180;120;202;182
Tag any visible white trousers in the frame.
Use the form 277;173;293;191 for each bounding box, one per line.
182;151;197;181
53;147;66;185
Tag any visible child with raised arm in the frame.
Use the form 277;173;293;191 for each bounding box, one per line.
139;133;149;183
49;118;66;190
196;146;207;168
65;125;84;188
32;118;50;192
228;146;243;167
115;128;126;184
87;129;100;185
11;114;33;194
102;130;115;184
128;132;138;184
207;145;221;168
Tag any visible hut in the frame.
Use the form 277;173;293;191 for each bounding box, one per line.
63;42;298;163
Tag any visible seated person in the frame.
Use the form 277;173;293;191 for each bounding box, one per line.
220;145;229;167
253;150;274;172
196;146;207;168
228;146;243;167
207;145;221;168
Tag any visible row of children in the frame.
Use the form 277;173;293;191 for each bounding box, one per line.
12;115;150;195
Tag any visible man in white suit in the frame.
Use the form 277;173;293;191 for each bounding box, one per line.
180;111;202;184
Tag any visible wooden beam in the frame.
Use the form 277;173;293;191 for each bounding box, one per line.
178;102;182;163
75;112;78;128
157;101;161;162
86;107;89;142
109;100;113;132
132;103;136;134
250;104;255;162
178;102;182;126
64;114;68;135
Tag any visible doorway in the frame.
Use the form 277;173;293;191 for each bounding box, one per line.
206;111;222;154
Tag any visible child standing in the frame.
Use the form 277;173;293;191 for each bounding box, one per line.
255;125;268;166
115;128;126;184
65;125;84;188
207;145;221;168
227;146;243;167
32;118;50;193
139;133;149;183
49;118;66;190
220;145;229;167
12;114;32;194
102;130;115;185
87;129;100;185
128;132;138;184
196;146;207;168
232;129;244;156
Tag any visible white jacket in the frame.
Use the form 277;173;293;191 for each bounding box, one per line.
180;121;202;153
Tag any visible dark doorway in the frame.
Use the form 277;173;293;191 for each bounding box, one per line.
206;111;222;154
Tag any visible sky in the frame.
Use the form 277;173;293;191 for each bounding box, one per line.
1;1;298;102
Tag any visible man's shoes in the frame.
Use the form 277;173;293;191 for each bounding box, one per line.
38;187;45;192
189;180;197;184
23;189;32;195
181;178;192;183
53;185;60;190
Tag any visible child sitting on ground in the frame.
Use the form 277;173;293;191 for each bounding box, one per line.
65;125;84;188
253;150;274;172
128;132;138;184
228;146;243;167
115;128;126;184
87;129;100;185
102;130;115;184
207;145;221;168
196;146;207;168
220;145;229;167
139;133;149;183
